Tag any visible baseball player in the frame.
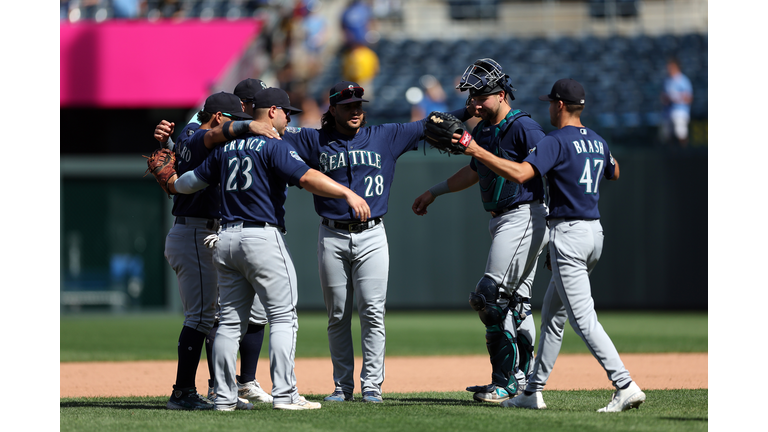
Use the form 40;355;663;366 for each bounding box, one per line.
162;91;254;411
154;79;276;405
413;59;548;403
203;81;472;403
281;81;472;403
164;87;371;411
454;78;644;412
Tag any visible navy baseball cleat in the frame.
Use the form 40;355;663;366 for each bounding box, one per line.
166;386;214;410
324;390;353;402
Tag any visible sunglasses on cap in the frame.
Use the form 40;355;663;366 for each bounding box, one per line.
330;86;365;101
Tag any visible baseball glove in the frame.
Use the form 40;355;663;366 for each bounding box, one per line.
424;111;473;155
143;148;177;198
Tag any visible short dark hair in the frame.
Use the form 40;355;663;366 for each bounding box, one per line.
196;110;212;124
565;104;584;114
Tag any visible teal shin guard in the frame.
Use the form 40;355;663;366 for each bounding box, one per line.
486;325;520;395
516;333;534;378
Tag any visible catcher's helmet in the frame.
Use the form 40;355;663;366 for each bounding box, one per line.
457;58;516;100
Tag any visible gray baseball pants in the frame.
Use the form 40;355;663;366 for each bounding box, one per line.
211;223;301;408
526;219;632;392
318;222;388;396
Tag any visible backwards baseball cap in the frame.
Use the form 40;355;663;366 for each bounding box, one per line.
253;87;302;114
234;78;267;101
539;78;586;105
203;92;252;119
329;81;369;105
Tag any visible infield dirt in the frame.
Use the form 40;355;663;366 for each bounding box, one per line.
61;353;706;398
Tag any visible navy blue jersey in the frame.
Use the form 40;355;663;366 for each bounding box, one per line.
171;123;221;219
282;120;425;220
524;126;617;220
469;110;546;211
192;135;311;227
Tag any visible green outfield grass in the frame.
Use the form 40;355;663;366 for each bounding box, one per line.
60;310;707;362
60;311;708;430
60;390;708;432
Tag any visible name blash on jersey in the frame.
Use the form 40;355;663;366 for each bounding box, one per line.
524;126;617;220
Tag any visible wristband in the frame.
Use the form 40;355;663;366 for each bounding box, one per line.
428;180;451;197
222;121;234;141
231;120;251;136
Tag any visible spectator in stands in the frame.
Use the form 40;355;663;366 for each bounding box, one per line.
410;74;449;122
298;0;329;81
341;0;374;48
660;57;693;147
340;41;380;101
112;0;140;18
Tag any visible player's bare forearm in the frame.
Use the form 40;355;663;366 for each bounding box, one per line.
412;165;477;216
464;139;535;184
448;165;479;191
299;169;371;221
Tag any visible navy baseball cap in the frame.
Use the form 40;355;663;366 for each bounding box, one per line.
253;87;302;114
329;81;369;105
203;92;252;119
234;78;267;101
539;78;586;105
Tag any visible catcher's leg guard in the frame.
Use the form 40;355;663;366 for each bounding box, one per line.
470;276;506;326
486;325;520;395
516;333;534;378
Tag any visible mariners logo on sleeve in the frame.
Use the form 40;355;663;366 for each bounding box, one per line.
290;151;304;162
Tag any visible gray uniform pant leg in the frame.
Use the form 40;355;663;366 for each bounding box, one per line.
319;223;388;395
213;226;300;408
526;219;631;392
164;223;218;335
484;203;548;386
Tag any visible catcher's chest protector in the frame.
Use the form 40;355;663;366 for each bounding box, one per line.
473;110;530;211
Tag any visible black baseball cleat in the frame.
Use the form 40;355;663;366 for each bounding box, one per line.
166;386;214;410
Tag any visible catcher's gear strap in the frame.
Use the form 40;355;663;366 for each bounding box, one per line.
471;109;530;211
485;327;520;394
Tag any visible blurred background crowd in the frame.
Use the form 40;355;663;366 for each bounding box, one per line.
60;0;708;313
61;0;707;147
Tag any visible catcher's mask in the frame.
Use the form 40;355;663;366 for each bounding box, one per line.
457;58;516;100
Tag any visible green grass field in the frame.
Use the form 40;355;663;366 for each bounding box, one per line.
60;310;708;431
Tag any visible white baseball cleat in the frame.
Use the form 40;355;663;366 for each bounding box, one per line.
597;382;646;412
237;377;274;403
213;397;255;411
500;391;547;409
273;398;322;410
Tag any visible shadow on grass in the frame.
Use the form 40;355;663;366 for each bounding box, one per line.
660;417;708;422
60;400;166;410
383;396;482;406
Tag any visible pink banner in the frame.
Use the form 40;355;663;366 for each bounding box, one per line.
60;19;262;108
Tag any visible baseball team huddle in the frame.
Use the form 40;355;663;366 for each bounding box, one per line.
144;58;646;413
